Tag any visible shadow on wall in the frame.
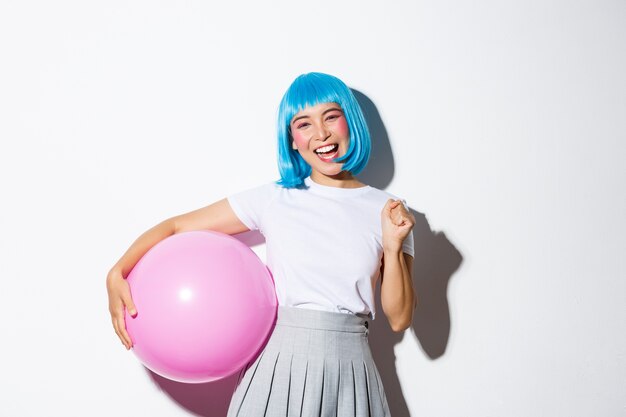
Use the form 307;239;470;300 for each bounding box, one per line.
148;370;238;416
147;93;463;417
369;217;462;417
352;90;395;190
357;89;464;417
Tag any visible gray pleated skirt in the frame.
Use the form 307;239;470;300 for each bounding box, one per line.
226;306;391;417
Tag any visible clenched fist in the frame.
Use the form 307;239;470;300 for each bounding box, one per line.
381;199;415;252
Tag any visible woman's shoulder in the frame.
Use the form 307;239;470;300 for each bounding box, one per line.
362;184;407;203
234;180;281;194
227;181;283;205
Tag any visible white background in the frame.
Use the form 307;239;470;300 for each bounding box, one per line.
1;1;625;416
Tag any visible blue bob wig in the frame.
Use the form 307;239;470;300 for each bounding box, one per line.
276;72;371;188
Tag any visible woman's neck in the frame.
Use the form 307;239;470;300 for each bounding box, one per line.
309;171;367;189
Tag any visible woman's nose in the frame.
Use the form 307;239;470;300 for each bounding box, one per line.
313;123;331;141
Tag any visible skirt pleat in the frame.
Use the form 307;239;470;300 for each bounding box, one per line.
265;352;290;416
336;359;355;417
301;357;324;416
227;306;391;417
320;357;339;416
363;359;384;417
354;360;371;417
228;348;266;415
373;363;390;414
287;356;307;416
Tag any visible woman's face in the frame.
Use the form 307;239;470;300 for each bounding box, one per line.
289;102;350;178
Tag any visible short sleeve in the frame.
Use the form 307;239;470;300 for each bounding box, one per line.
402;229;415;257
227;182;279;233
400;198;415;257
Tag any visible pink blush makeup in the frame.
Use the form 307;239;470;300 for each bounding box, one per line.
334;116;349;137
292;130;308;149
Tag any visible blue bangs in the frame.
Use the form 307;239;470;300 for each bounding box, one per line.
276;72;371;188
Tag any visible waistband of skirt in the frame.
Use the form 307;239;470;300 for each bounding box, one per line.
276;306;369;334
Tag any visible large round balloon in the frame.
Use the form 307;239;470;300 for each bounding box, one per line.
124;230;277;383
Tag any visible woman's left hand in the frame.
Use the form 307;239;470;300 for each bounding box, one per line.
381;199;416;252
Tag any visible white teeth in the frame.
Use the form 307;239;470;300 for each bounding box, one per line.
315;144;337;153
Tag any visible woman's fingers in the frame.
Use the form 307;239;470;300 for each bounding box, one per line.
119;288;136;349
112;316;129;350
107;274;136;350
111;300;133;349
382;199;412;252
122;290;138;318
118;315;133;349
383;199;402;217
384;199;410;228
388;199;410;225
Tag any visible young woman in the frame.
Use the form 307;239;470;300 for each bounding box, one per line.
107;72;417;417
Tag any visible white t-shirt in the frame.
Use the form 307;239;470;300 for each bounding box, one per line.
227;176;414;320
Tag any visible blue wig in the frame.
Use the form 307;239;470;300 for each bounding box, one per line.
276;72;371;188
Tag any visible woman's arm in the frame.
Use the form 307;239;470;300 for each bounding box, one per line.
379;199;417;332
380;251;416;332
107;198;249;349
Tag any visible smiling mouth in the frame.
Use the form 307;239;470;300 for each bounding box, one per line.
314;144;339;160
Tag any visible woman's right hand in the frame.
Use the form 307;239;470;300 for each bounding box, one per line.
104;198;248;350
106;270;137;350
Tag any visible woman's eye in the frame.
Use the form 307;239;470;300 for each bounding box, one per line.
296;122;310;129
326;114;341;121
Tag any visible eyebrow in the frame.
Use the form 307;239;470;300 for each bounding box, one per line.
291;107;343;126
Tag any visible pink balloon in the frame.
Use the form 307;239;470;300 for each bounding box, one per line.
124;230;277;383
